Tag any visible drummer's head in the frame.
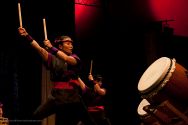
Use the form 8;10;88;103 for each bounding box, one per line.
94;74;103;85
53;35;73;55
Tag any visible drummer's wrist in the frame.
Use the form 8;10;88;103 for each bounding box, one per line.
25;34;34;43
49;46;58;55
93;80;97;85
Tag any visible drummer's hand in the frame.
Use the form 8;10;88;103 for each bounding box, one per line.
88;74;94;81
18;27;28;36
43;39;53;50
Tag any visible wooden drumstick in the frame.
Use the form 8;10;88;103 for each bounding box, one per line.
18;3;23;27
43;18;48;40
89;60;93;74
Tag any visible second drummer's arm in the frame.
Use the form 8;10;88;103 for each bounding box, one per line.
93;81;106;96
88;74;106;96
43;39;77;65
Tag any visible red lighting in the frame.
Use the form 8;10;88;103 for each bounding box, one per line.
149;0;188;37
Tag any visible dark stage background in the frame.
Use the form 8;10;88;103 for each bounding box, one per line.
1;0;188;125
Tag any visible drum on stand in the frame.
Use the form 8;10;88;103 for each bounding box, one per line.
137;57;188;111
137;99;175;125
137;99;159;125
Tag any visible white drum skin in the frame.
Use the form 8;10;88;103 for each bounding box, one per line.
138;57;188;108
138;57;171;93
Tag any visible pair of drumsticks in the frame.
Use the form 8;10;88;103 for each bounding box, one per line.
18;3;48;40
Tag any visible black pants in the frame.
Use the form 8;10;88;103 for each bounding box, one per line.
33;89;97;125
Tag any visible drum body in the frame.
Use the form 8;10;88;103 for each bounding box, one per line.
138;57;188;108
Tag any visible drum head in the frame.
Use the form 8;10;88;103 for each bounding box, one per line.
138;57;171;93
137;99;150;116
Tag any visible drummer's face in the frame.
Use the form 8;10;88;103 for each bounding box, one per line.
59;41;73;55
